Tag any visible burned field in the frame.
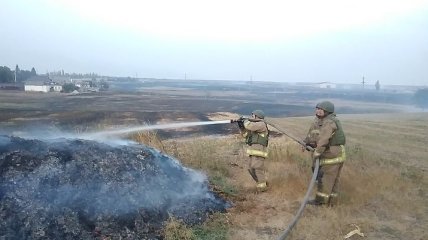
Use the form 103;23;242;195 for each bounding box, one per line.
0;80;424;239
0;135;228;239
0;87;311;139
0;80;413;138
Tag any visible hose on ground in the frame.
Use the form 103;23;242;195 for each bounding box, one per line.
276;158;319;240
263;119;319;240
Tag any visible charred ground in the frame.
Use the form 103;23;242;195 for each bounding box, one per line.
0;136;228;239
0;79;419;138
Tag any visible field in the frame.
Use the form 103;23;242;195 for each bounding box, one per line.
1;80;427;239
162;112;427;240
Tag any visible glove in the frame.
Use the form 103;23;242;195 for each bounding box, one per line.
237;119;245;129
313;151;321;159
302;142;316;152
231;116;245;123
306;142;317;148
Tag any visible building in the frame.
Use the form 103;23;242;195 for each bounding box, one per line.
318;82;337;89
24;76;63;93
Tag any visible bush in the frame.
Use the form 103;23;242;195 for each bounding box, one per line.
414;88;428;109
62;83;79;93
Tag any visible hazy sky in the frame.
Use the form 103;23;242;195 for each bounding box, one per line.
1;0;428;85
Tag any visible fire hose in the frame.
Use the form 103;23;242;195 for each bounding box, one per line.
276;158;319;240
231;118;319;240
264;120;319;240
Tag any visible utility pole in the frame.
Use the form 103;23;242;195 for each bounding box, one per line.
362;76;365;89
361;76;366;100
14;64;19;83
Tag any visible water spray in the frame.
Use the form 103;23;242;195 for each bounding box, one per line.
80;120;231;139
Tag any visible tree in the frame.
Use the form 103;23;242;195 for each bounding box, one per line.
17;70;33;82
99;80;109;91
414;88;428;109
31;67;37;76
0;66;14;83
62;83;79;93
375;80;380;91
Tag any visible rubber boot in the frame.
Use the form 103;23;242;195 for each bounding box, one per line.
256;182;267;192
307;194;326;206
328;193;339;207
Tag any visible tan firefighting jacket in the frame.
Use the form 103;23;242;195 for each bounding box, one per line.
304;114;346;164
242;119;269;158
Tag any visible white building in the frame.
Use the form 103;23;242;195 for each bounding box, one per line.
318;82;337;89
24;85;50;92
24;84;63;92
24;76;63;92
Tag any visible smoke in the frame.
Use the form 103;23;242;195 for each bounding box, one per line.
0;135;228;239
0;135;10;145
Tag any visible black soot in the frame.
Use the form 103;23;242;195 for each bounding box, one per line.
0;135;228;239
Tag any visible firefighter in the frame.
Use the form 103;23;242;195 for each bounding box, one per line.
303;101;346;206
233;110;269;192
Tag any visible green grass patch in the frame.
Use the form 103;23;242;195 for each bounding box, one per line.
192;213;229;240
164;217;196;240
210;174;239;197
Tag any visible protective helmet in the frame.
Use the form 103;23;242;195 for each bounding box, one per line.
316;101;335;113
252;110;265;119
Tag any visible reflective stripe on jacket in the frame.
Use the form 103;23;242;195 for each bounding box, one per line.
320;145;346;166
246;148;268;158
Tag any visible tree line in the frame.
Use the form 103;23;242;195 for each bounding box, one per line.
0;65;37;83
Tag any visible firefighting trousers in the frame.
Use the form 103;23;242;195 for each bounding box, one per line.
315;162;344;205
248;155;266;183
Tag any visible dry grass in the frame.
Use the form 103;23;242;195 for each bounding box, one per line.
156;112;428;240
130;129;165;151
164;217;196;240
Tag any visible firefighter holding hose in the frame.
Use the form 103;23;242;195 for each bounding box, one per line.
303;101;346;206
232;110;269;192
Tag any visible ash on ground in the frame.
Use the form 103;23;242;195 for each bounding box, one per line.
0;135;228;239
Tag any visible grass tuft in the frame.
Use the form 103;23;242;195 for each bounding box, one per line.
164;217;196;240
192;213;229;240
130;129;165;151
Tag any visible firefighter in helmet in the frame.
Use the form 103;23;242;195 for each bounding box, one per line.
233;110;269;191
303;101;346;206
